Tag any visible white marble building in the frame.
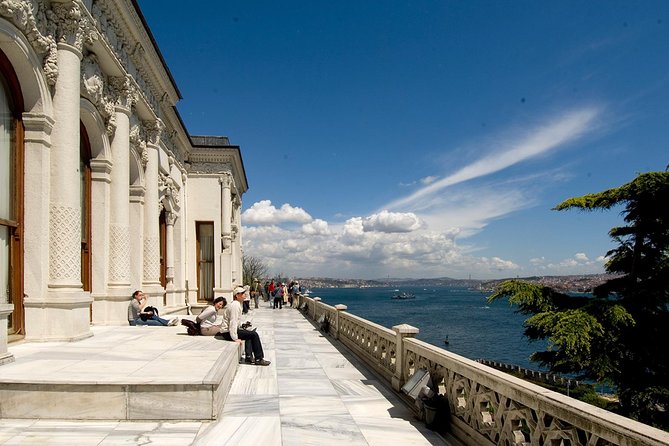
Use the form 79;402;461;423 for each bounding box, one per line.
0;0;247;362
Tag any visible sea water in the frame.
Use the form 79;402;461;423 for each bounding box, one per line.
310;286;547;371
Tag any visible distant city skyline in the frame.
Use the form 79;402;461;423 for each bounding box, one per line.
139;1;669;279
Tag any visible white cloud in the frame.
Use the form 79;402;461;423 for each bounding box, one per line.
242;200;312;225
383;107;600;212
526;252;607;275
420;175;439;185
362;211;424;233
574;252;589;262
302;219;330;235
242;207;522;279
479;257;521;271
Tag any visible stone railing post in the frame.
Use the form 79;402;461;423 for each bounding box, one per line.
334;304;347;340
391;323;419;392
312;297;321;320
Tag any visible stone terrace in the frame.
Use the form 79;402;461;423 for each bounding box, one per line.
0;304;454;445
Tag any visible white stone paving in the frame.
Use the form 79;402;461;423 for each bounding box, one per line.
0;303;456;445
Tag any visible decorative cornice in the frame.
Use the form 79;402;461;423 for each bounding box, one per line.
188;162;233;175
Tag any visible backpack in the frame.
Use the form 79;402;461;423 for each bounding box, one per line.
180;319;201;336
140;306;159;321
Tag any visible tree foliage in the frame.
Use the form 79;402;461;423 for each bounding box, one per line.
242;254;268;286
489;170;669;428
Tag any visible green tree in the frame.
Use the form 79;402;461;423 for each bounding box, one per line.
242;254;268;286
489;170;669;427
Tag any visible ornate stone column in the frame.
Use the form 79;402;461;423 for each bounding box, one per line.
220;173;232;250
231;197;242;285
165;211;177;285
106;76;135;297
25;1;93;341
216;173;233;298
141;120;164;301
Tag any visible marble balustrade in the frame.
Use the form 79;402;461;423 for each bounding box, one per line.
301;296;669;446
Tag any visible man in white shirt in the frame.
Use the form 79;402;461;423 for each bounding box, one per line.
220;286;270;366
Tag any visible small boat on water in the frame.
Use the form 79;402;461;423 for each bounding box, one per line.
392;292;415;300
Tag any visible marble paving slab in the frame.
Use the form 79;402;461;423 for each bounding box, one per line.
1;305;456;445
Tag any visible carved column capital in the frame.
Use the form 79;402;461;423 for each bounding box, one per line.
48;1;96;55
219;171;233;188
142;119;164;147
165;211;178;226
108;75;137;112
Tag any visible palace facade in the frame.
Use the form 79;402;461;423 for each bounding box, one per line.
0;0;247;363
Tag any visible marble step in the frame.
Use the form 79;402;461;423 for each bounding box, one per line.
0;326;239;420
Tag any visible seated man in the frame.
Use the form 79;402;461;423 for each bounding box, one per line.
128;290;178;326
219;286;271;366
197;296;227;336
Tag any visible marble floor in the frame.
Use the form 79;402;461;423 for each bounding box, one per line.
0;303;456;445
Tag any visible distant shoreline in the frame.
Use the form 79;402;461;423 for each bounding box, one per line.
292;273;615;294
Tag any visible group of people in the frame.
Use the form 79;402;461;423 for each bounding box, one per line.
127;286;270;366
265;279;303;309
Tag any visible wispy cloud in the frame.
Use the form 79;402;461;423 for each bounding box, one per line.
383;107;600;212
242;106;606;279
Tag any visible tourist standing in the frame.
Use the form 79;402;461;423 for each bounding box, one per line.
273;285;283;309
251;278;261;309
282;282;289;305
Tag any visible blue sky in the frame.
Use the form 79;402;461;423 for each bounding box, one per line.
138;1;669;280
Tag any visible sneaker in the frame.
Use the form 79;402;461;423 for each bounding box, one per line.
254;359;271;366
243;358;254;364
168;317;179;326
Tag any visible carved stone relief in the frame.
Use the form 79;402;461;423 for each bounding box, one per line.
0;0;57;86
143;236;160;281
48;203;81;282
108;224;130;282
159;171;180;211
129;123;148;169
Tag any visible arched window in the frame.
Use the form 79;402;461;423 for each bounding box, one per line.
0;49;24;335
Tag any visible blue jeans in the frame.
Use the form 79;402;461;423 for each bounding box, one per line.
129;316;170;326
220;330;265;361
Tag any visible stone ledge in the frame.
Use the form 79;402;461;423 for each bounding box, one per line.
0;326;240;420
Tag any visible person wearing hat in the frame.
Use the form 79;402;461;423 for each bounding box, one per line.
220;286;270;366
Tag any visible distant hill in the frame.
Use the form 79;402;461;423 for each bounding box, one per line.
297;274;614;293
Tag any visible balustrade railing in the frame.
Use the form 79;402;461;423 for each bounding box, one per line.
300;295;669;446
